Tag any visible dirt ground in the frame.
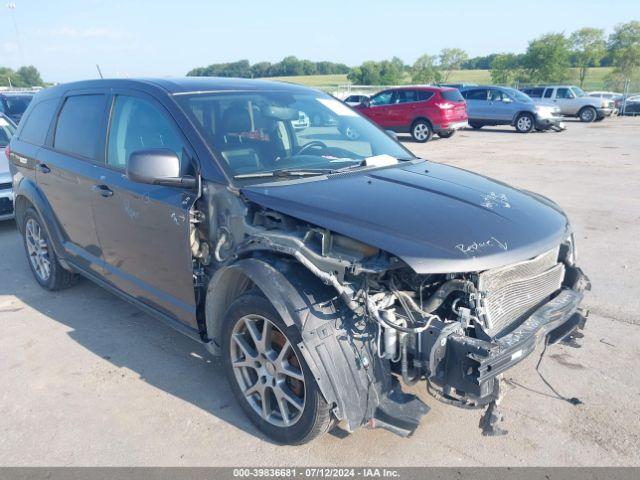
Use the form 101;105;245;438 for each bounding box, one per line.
1;117;639;466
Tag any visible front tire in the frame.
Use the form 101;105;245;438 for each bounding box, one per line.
579;106;597;122
221;293;333;445
411;120;433;142
515;113;535;133
469;122;483;130
21;208;74;291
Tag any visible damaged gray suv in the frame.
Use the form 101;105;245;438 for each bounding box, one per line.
8;78;590;444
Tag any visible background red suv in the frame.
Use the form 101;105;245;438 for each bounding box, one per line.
354;86;468;142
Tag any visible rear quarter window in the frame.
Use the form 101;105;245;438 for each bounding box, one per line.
18;98;59;146
441;90;464;102
54;95;107;159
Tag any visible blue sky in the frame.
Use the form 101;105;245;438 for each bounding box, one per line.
1;0;638;82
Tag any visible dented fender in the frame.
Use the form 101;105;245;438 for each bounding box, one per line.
205;257;395;431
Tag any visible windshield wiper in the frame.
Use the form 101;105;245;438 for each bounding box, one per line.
233;168;334;180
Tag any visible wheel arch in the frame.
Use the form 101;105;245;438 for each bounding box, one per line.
411;116;433;130
511;110;535;125
13;178;70;268
204;255;391;431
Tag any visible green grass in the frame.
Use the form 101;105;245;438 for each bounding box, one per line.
269;67;616;91
268;74;349;87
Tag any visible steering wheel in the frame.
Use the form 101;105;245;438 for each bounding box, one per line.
297;140;327;155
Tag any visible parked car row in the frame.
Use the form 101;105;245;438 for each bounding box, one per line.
340;82;639;140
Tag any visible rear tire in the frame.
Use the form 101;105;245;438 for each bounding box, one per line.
21;208;74;291
411;120;432;143
221;292;333;445
515;113;535;133
438;130;456;139
469;122;483;130
579;106;597;122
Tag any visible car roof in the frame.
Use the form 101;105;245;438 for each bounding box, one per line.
460;85;513;90
392;85;455;92
0;91;35;97
37;77;315;99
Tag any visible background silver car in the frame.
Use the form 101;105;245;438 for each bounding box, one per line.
460;86;563;133
0;113;17;221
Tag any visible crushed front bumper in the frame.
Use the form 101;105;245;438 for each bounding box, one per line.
437;267;590;404
535;115;565;130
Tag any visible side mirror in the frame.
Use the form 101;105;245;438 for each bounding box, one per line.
503;96;512;103
385;130;398;141
127;149;196;188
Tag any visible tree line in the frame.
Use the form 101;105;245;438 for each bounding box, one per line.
348;22;640;89
187;21;640;90
187;56;350;79
0;66;44;88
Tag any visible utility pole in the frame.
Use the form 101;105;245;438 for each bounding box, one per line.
6;3;25;65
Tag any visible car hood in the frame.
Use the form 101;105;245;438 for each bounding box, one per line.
241;161;569;274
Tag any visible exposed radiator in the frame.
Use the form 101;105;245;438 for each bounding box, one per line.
478;247;565;337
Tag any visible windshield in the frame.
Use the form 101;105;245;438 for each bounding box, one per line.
4;95;33;115
176;91;413;180
505;88;533;103
0;115;16;146
571;87;586;97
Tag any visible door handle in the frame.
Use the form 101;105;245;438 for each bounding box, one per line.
92;184;114;197
37;163;51;174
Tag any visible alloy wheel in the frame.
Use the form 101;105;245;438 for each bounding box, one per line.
230;314;306;427
517;115;533;132
413;123;430;141
25;218;51;282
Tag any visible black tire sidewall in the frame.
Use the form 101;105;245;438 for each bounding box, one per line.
221;293;329;445
580;107;597;122
411;120;432;143
438;130;455;138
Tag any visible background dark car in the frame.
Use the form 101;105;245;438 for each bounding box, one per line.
0;92;35;125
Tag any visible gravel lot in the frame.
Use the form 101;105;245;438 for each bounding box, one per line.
1;117;639;466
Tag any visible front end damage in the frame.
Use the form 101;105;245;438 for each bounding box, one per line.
195;183;590;437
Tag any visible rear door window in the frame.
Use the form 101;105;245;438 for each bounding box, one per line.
543;88;554;98
396;90;418;103
18;98;59;146
441;90;464;102
464;89;489;101
54;95;108;159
